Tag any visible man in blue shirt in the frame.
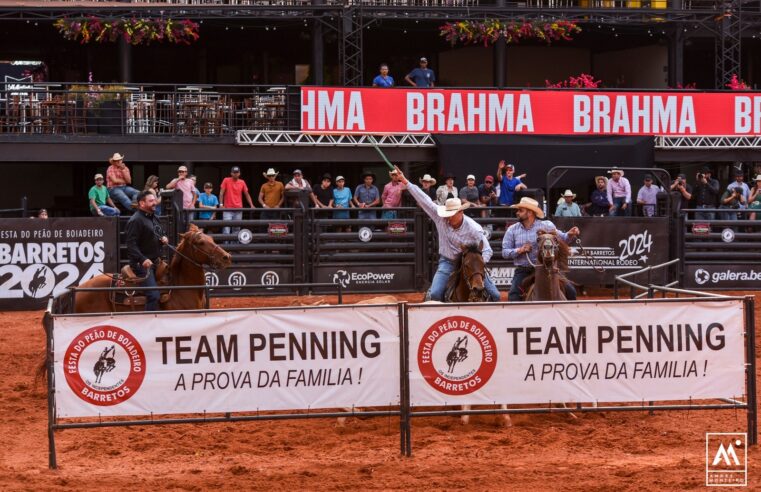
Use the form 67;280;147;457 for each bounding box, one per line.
372;63;394;88
502;197;580;301
353;171;380;220
405;57;436;88
496;160;526;206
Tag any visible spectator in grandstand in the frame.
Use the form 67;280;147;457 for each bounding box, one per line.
419;174;438;201
606;168;631;216
197;182;219;223
220;166;255;237
459;174;481;217
354;171;380;220
106;152;139;210
669;173;692;213
719;183;746;223
36;209;48;219
502;197;580;301
372;63;395;88
144;175;162;215
381;169;406;219
394;166;500;302
89;173;120;217
125;190;168;312
496;161;526;206
583;176;610;217
726;168;750;202
693;166;720;220
259;168;285;220
311;173;334;208
404;57;436;88
555;189;582;217
478;175;498;207
165;164;198;212
332;175;354;232
636;174;662;217
190;175;201;205
436;173;458;205
284;169;312;208
749;175;761;221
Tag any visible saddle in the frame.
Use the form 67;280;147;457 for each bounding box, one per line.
109;259;171;309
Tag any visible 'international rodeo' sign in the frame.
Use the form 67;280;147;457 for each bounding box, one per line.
53;305;400;417
407;300;745;406
0;217;117;310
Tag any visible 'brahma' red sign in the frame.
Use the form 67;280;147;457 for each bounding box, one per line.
301;87;761;136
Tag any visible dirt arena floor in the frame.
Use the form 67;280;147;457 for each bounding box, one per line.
0;291;759;491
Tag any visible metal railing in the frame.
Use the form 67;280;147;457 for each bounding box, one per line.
613;258;682;299
0;196;28;218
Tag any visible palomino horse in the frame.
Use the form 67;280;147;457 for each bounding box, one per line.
523;231;571;302
446;244;489;302
73;224;232;313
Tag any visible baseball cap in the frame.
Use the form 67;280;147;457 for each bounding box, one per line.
734;168;744;176
293;169;302;175
322;173;332;180
466;174;476;181
677;173;686;179
700;166;711;173
485;175;494;183
420;57;428;62
178;165;188;172
94;173;104;180
644;174;653;180
231;166;241;173
336;175;345;181
505;163;515;169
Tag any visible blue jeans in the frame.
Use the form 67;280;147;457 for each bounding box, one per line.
109;185;139;210
91;205;120;217
132;263;159;311
695;204;716;221
358;209;377;221
222;210;243;236
428;257;500;302
611;197;630;216
381;210;397;220
509;266;576;302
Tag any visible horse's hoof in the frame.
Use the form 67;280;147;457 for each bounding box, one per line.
460;415;470;425
500;415;513;427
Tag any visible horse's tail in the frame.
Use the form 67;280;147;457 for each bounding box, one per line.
34;313;50;388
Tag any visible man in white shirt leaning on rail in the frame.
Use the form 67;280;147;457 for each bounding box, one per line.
394;165;501;302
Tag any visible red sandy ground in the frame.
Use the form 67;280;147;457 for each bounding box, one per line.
0;292;759;491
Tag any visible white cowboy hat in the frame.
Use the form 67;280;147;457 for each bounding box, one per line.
608;168;625;176
437;197;468;218
561;189;576;198
419;174;437;185
109;152;124;162
510;197;545;219
754;174;761;181
263;168;279;178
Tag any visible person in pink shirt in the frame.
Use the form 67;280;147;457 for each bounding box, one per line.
105;152;139;210
165;164;198;212
381;169;407;219
606;168;632;216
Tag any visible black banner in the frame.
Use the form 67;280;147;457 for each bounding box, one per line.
204;267;294;295
314;264;415;293
0;217;117;310
684;264;761;290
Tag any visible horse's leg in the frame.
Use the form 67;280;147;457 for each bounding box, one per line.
461;404;470;424
499;404;512;427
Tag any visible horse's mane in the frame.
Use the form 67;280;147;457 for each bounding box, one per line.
169;225;200;272
462;243;482;256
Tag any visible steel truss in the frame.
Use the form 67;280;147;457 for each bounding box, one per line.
715;1;743;89
235;130;436;146
655;135;761;149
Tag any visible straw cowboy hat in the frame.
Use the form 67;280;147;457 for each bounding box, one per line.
262;168;279;178
595;175;608;184
608;168;625;176
109;152;125;162
419;174;437;185
510;197;545;219
754;174;761;182
561;189;576;199
437;197;468;218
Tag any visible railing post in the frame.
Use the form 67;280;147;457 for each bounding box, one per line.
294;207;304;286
20;196;28;218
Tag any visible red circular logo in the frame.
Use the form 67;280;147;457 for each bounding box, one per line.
417;316;497;396
63;325;146;406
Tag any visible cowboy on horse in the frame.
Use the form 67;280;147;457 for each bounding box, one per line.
124;190;169;311
395;166;500;302
502;197;580;301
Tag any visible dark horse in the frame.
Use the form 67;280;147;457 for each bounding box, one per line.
522;231;571;301
73;224;232;313
93;345;116;384
446;244;488;302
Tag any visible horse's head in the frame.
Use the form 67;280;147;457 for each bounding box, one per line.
460;244;487;302
179;224;233;270
537;231;560;268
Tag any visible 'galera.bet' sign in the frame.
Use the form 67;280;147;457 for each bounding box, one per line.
302;87;761;136
407;300;745;406
0;217;117;310
53;305;400;418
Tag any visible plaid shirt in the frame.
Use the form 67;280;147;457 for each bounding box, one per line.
407;183;492;262
502;220;569;267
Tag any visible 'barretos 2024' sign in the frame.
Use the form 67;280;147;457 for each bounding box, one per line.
0;218;117;310
301;87;761;136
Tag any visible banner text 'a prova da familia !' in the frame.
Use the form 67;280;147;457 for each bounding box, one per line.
301;87;761;136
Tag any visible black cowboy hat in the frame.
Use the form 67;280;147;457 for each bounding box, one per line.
361;170;376;180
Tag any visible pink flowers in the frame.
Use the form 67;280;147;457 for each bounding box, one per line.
545;74;601;89
54;17;200;46
726;74;750;90
439;19;581;47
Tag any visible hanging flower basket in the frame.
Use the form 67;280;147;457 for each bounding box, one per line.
440;19;581;47
54;17;200;46
545;73;601;89
726;74;750;90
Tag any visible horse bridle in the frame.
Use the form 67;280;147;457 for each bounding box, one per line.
461;250;488;301
175;231;229;270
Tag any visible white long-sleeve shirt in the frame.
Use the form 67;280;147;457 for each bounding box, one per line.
607;177;632;204
407;183;492;262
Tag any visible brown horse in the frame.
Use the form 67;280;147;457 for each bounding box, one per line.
523;231;571;302
446;244;488;303
73;224;232;313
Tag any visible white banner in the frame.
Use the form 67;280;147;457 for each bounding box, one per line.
54;305;400;418
407;300;746;406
